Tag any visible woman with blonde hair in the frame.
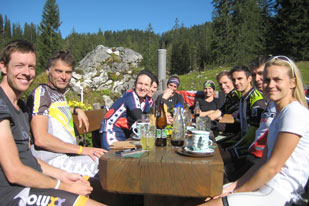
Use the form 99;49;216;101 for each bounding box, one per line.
203;56;309;206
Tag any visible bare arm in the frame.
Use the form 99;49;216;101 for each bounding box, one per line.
0;120;92;195
214;132;298;199
207;110;222;120
235;132;300;193
31;115;107;161
200;110;216;118
71;107;89;132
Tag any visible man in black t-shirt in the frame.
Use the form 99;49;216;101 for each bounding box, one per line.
0;40;106;205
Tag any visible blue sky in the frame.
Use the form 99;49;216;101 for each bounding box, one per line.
1;0;214;38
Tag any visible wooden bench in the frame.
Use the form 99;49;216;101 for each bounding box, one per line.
73;109;106;147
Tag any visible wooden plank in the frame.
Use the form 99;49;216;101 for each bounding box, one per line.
219;114;234;124
73;109;106;135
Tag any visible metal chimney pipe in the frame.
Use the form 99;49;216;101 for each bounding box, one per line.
157;49;167;91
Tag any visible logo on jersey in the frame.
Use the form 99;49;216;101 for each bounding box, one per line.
27;194;66;206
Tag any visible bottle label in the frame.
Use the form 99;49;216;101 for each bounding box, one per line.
156;129;167;139
162;129;167;138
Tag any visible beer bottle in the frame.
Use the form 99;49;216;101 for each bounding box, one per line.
193;101;201;122
155;101;167;147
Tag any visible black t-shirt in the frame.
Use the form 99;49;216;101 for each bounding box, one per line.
194;97;221;112
156;92;184;112
0;87;42;205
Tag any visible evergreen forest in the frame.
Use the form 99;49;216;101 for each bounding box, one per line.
0;0;308;76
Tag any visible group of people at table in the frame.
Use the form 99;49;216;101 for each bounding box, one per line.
0;39;308;206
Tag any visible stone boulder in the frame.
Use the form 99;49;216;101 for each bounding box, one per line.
70;45;143;104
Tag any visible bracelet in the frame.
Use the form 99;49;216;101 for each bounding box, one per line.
54;179;61;190
73;107;80;115
78;146;83;155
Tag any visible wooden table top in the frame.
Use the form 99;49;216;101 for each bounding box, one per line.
99;144;224;198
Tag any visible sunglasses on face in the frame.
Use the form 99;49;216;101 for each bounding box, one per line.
266;55;295;78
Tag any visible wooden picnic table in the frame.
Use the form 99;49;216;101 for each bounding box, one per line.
99;143;224;205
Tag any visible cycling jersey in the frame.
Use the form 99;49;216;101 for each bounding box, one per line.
0;87;87;206
27;84;99;177
100;90;150;150
249;101;276;158
220;89;241;118
238;88;266;137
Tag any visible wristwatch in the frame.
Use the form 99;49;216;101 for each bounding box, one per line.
73;107;80;115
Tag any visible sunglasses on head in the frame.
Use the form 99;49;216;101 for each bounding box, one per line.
267;55;295;78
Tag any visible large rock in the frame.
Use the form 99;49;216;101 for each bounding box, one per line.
70;45;143;104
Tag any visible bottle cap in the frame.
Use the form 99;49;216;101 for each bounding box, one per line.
175;102;183;108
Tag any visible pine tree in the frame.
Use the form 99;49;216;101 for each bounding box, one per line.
0;14;3;37
0;14;4;48
36;0;62;73
272;0;309;60
4;16;11;40
23;23;37;43
12;23;23;40
211;0;270;66
231;0;266;64
141;23;160;73
211;0;234;66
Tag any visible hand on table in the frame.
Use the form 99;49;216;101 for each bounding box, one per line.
82;147;108;161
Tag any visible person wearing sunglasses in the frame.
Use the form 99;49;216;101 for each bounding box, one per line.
203;56;309;206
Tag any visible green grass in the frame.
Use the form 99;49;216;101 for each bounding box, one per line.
296;61;309;86
178;67;229;91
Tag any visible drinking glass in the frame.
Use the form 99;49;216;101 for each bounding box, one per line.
196;116;211;131
141;113;150;123
140;125;156;151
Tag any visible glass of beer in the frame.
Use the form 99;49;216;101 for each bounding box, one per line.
140;124;155;151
